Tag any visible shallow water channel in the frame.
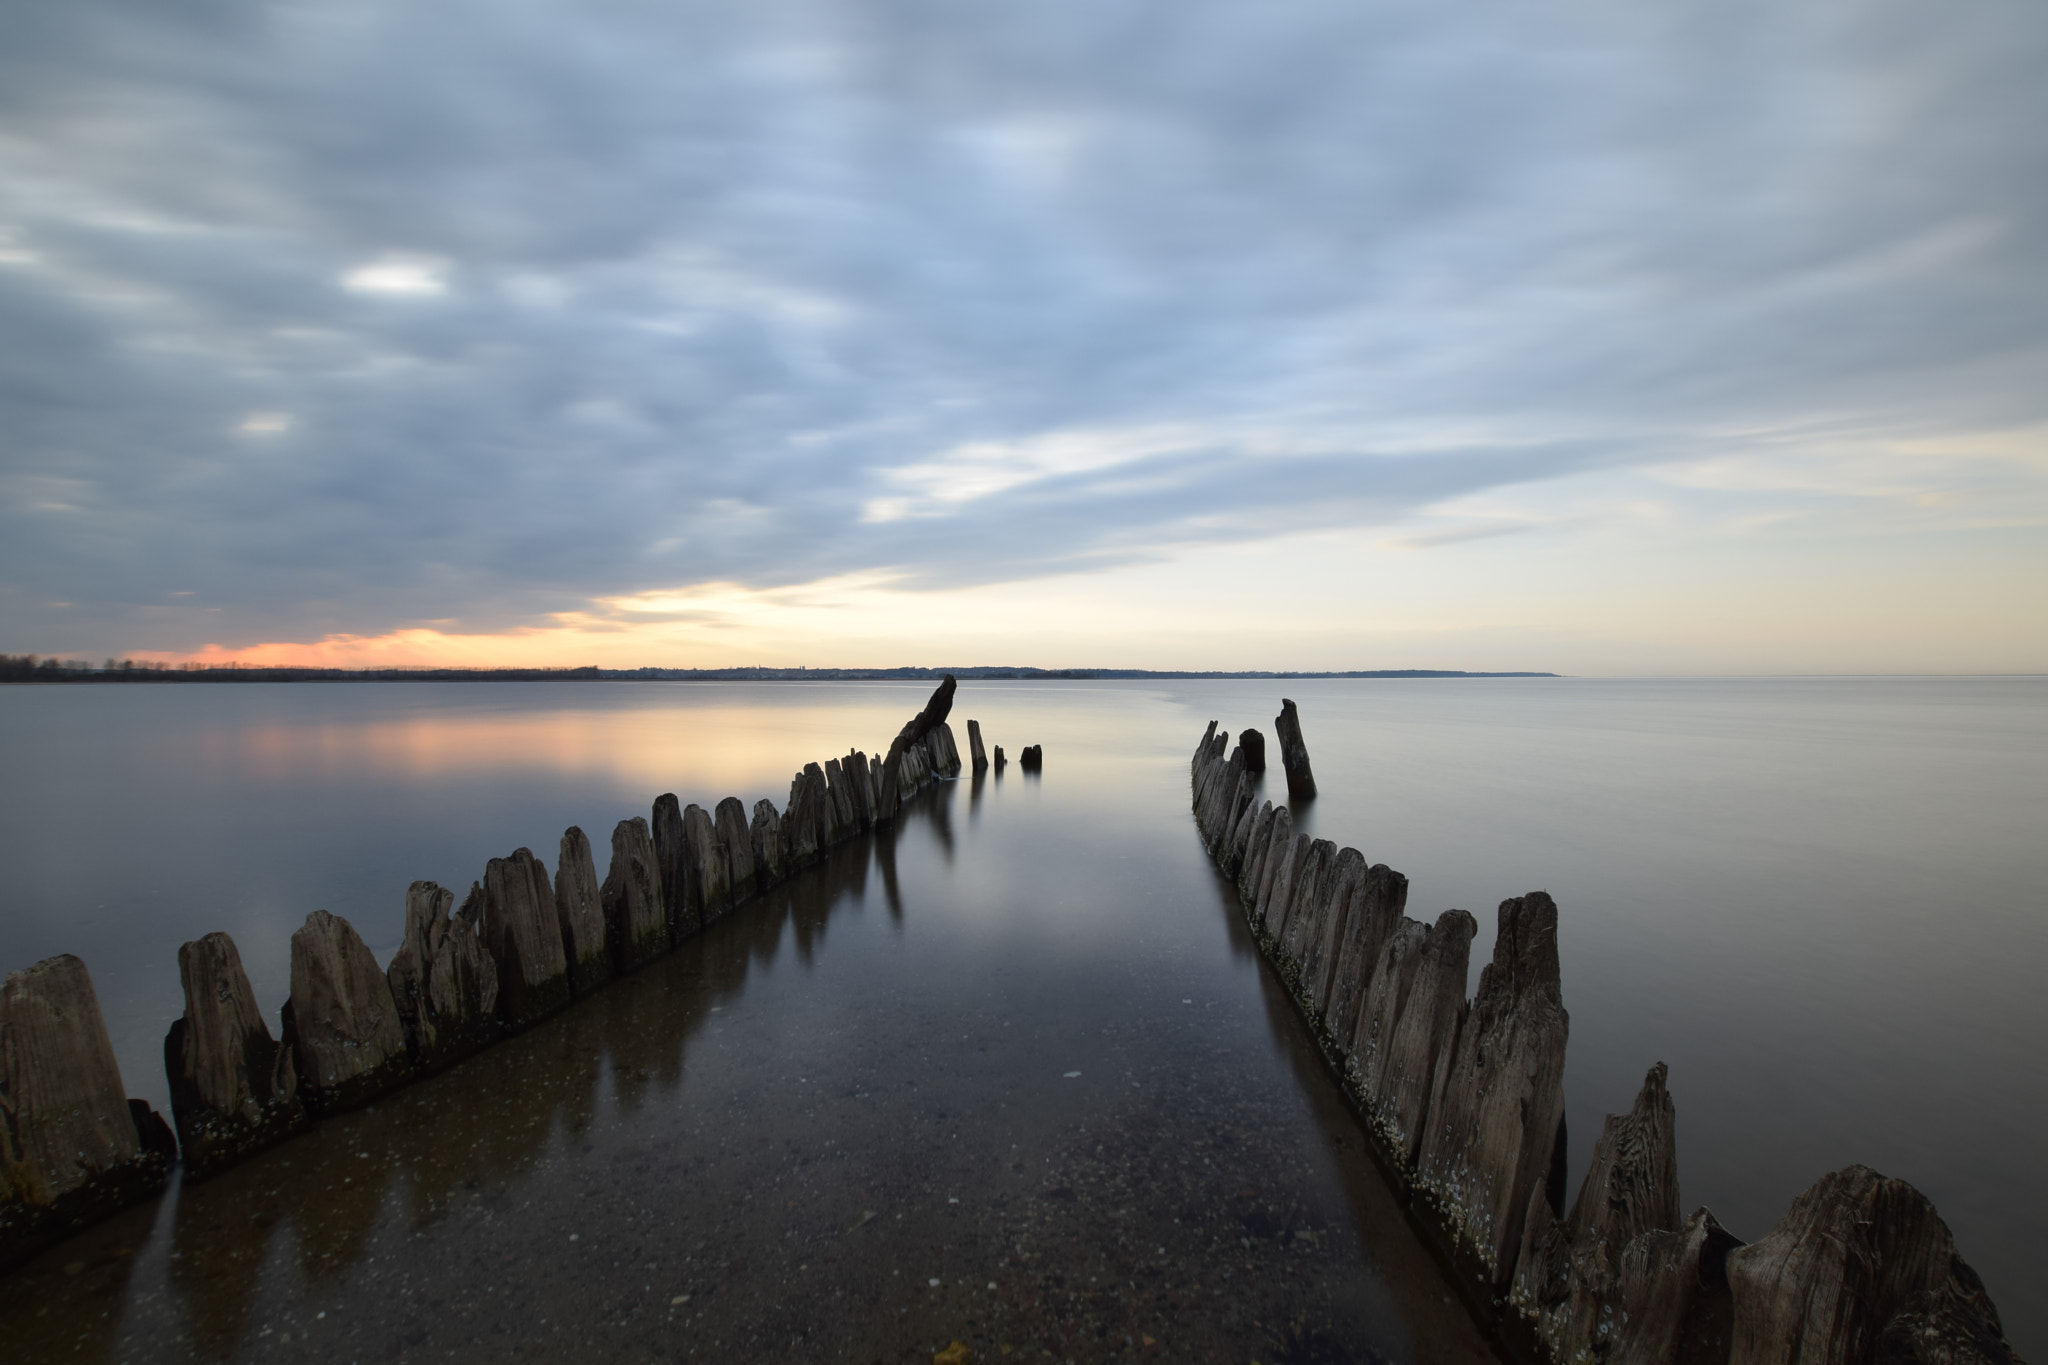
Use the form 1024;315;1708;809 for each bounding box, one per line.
0;687;1488;1364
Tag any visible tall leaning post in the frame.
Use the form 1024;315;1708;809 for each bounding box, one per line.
1274;698;1317;800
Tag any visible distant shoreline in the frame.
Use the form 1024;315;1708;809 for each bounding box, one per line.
1;659;1558;684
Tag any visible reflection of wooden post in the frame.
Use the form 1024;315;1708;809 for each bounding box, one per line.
1273;699;1316;800
2;954;174;1271
165;931;309;1181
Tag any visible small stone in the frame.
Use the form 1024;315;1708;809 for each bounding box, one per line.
933;1341;973;1365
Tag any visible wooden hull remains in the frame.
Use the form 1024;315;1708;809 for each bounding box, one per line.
1;678;981;1274
1189;717;2020;1365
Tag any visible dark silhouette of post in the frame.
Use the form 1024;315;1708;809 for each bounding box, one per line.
1274;699;1316;800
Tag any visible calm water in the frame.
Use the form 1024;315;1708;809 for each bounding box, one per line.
1;678;2042;1359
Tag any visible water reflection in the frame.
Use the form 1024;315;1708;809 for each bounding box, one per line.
1;768;1490;1364
0;797;909;1362
186;688;935;795
16;678;2024;1356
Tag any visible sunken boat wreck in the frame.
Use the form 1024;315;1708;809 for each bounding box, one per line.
0;675;2023;1362
1;677;972;1272
1190;705;2023;1365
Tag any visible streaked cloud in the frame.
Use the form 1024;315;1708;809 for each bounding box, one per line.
0;0;2043;668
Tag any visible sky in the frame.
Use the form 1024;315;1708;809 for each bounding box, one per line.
2;0;2044;675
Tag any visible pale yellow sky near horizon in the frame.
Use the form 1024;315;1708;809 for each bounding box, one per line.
148;431;2048;677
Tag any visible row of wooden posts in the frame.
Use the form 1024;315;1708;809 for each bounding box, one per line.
1;678;989;1275
1190;710;2018;1365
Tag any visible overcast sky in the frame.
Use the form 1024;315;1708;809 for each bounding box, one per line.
3;0;2044;672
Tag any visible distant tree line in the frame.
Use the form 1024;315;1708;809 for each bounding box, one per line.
2;656;1555;683
0;656;606;683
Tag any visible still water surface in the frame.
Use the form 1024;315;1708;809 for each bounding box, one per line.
0;679;2042;1359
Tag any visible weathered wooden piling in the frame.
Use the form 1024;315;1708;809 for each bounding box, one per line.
282;910;412;1117
1321;862;1407;1060
387;879;501;1072
1249;810;1295;931
841;750;877;828
750;799;785;886
4;677;976;1277
784;766;825;867
1238;727;1266;774
1;955;174;1272
879;673;958;815
600;817;669;971
1724;1165;2017;1365
1299;845;1365;1016
1184;715;2021;1365
1511;1062;1682;1363
555;826;612;996
652;793;689;944
1274;698;1317;800
165;931;309;1181
967;720;988;772
924;722;963;778
803;762;840;850
1415;892;1569;1289
481;847;573;1031
681;803;726;924
1018;744;1042;771
715;796;757;906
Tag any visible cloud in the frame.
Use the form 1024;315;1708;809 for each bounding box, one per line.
342;255;449;297
0;0;2044;658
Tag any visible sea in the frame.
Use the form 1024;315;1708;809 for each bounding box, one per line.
1;677;2042;1361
